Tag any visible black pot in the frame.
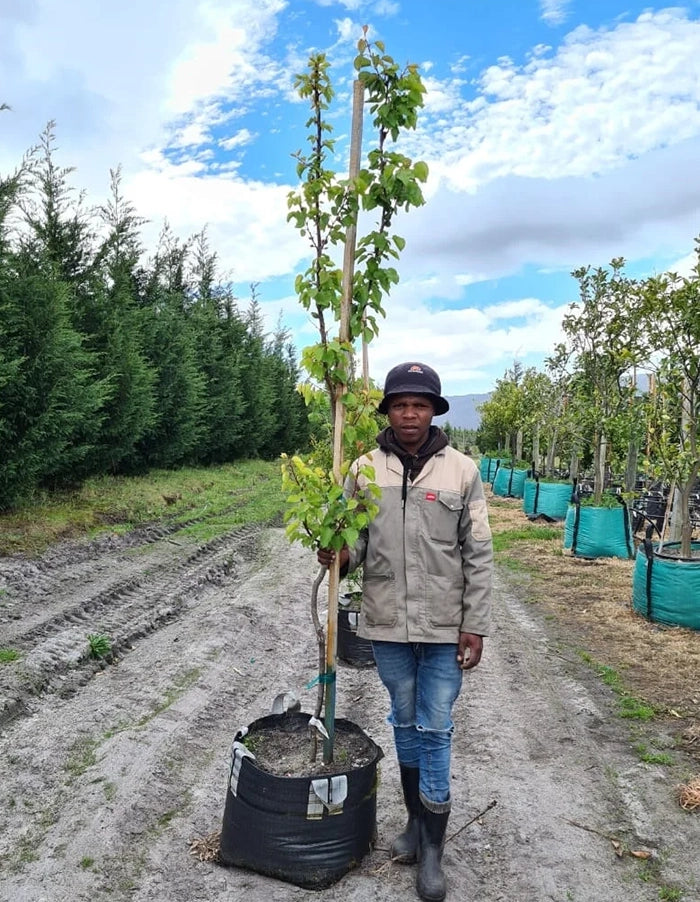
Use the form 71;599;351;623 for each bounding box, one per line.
219;711;383;889
338;593;375;667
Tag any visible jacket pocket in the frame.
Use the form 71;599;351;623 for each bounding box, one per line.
426;574;463;628
362;571;398;626
428;491;464;544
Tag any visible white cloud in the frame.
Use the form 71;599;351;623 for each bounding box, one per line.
124;157;306;282
366;290;569;394
540;0;572;27
668;251;697;277
4;1;700;397
0;0;288;195
412;9;700;192
219;129;256;151
398;135;700;282
313;0;398;11
314;0;364;8
164;0;287;116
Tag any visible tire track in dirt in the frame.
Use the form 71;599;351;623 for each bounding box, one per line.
0;523;264;728
0;528;320;901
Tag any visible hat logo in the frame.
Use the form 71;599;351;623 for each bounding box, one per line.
408;365;423;373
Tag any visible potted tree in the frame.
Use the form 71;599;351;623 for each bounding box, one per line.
219;34;429;888
632;247;700;628
549;260;644;559
520;368;575;521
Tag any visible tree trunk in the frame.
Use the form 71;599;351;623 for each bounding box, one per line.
593;432;606;505
569;451;579;482
532;424;541;475
545;428;558;476
624;440;638;494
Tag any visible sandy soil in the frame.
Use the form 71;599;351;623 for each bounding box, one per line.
0;518;698;902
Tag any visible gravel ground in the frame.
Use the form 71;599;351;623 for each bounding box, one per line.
0;521;697;902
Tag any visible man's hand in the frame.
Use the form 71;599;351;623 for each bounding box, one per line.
457;632;483;670
316;546;350;570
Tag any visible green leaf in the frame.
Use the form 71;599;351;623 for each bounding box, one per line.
413;160;429;182
342;527;359;547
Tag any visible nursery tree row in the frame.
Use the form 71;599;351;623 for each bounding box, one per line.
476;250;700;556
0;125;311;511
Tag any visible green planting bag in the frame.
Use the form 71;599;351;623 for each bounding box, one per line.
563;503;633;559
523;480;572;520
492;467;528;499
632;542;700;629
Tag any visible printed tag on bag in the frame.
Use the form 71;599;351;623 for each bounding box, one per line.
307;776;348;819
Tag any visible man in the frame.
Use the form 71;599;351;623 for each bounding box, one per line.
318;362;493;902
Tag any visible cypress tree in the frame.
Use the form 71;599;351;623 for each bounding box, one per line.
0;135;105;504
258;321;311;458
84;168;156;472
0;249;105;506
188;236;247;463
136;231;205;468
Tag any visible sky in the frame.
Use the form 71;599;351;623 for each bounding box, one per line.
3;0;700;396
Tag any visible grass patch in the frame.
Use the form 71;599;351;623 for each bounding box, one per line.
492;525;562;553
87;633;112;660
156;808;180;827
0;460;285;556
496;557;539;576
658;888;684;902
579;654;658;721
633;743;674;766
64;737;99;779
619;696;657;721
0;647;21;664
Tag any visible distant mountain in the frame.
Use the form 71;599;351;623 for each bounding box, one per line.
433;394;490;431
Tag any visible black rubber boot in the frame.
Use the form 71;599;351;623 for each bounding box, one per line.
416;804;449;902
390;765;421;863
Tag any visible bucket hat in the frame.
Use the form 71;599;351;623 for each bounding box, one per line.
377;362;449;415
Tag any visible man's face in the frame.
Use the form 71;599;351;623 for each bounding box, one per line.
386;394;435;453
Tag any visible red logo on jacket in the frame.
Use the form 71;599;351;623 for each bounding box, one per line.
425;492;437;501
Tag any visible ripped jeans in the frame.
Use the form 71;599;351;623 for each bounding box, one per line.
371;641;463;809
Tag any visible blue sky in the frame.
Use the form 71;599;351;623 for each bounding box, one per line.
3;0;700;395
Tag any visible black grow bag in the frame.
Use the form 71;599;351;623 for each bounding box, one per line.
219;711;383;889
338;594;375;667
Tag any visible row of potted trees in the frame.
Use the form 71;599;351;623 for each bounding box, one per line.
479;247;700;629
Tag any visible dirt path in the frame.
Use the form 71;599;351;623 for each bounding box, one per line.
0;523;697;902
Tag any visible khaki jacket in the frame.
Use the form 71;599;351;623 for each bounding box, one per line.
346;445;493;643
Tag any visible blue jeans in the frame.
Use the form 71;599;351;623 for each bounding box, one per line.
371;641;463;808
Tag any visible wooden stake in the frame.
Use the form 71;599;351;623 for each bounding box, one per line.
323;77;365;764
